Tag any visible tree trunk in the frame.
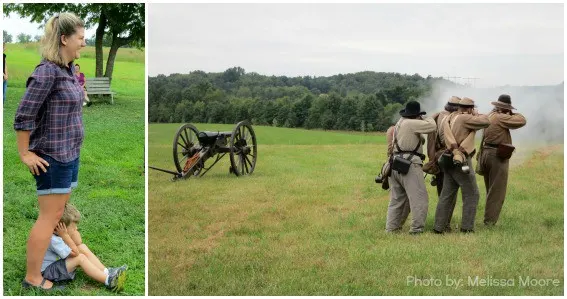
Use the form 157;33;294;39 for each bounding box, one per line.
104;34;132;85
104;32;121;85
95;10;107;77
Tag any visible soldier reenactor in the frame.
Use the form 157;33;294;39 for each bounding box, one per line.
386;101;436;234
476;94;526;225
423;96;461;231
382;125;410;224
433;97;490;233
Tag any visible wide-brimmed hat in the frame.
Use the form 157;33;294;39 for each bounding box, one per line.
447;96;461;106
399;101;427;117
458;97;476;108
491;94;516;110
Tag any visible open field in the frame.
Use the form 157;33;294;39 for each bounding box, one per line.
148;123;563;295
3;43;145;295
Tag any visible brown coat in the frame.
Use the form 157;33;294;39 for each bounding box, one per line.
442;112;490;155
483;110;527;145
479;110;527;224
426;110;451;160
392;117;436;164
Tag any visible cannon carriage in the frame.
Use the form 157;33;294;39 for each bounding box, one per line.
150;121;257;180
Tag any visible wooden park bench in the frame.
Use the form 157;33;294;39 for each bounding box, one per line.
85;77;115;104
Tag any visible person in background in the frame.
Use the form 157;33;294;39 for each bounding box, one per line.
74;63;91;107
3;42;8;103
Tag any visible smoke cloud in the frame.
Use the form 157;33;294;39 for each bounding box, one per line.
419;80;564;145
417;80;564;166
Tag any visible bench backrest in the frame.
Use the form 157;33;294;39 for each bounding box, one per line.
85;77;112;93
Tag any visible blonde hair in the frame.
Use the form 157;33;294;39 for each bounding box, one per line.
60;203;81;226
40;13;84;66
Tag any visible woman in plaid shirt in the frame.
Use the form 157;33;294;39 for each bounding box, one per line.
14;13;86;291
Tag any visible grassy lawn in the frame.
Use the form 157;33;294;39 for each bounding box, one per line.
3;43;145;295
148;123;563;295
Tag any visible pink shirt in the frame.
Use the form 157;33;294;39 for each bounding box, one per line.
76;72;85;86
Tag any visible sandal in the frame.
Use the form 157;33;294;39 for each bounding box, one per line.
22;278;65;292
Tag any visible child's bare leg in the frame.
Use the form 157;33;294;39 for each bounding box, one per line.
66;254;106;284
78;244;106;271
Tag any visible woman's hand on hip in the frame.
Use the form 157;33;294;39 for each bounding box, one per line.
20;151;49;175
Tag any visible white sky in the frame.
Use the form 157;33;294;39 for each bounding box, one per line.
148;3;564;87
3;14;97;41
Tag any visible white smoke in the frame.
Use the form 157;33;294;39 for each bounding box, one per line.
419;80;564;145
418;80;564;166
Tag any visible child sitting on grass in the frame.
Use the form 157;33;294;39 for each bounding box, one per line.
40;203;127;292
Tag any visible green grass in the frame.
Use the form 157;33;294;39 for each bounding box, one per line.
5;43;145;99
3;43;145;295
148;123;563;295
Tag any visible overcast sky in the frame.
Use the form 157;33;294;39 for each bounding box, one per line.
148;3;563;87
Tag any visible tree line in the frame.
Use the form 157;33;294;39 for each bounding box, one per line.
149;67;452;132
3;30;39;44
3;29;127;48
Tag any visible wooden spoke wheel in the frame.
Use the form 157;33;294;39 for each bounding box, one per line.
173;123;203;175
229;121;257;176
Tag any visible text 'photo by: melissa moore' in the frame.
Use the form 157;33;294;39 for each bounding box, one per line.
2;2;145;296
147;3;563;296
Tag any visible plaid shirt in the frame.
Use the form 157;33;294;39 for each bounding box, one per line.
14;60;84;163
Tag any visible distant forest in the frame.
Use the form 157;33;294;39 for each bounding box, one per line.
148;67;454;132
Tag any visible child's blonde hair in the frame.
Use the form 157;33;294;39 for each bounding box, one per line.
60;203;81;226
40;13;84;66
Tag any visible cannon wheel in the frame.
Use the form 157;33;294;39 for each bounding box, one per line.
229;121;257;176
173;123;203;175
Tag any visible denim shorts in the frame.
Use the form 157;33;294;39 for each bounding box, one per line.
33;153;80;196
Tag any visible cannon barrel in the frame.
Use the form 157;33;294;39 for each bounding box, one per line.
152;121;258;181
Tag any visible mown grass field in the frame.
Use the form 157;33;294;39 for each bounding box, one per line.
148;122;563;295
3;43;145;295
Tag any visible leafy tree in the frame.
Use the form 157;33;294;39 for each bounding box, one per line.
290;94;313;128
264;101;278;126
223;66;245;83
274;97;292;127
192;101;206;123
101;3;144;82
336;96;358;130
16;33;32;43
320;110;335;130
305;95;329;129
3;30;12;43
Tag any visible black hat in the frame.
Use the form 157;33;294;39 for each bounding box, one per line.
399;101;426;117
491;94;516;110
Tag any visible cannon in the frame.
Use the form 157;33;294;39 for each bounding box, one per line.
150;121;257;180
